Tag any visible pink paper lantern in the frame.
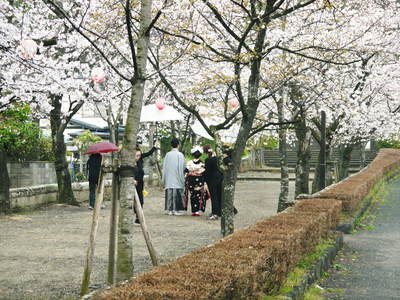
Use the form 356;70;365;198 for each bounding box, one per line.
91;67;106;83
16;39;38;60
229;99;239;108
155;97;166;110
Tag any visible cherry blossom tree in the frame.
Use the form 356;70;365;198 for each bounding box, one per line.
149;0;382;233
0;0;99;206
39;0;170;282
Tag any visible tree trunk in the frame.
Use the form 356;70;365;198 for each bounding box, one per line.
338;144;353;181
117;0;154;281
294;122;311;198
219;87;263;235
0;145;11;214
277;96;290;213
312;144;331;193
220;26;267;236
32;117;41;160
107;109;121;285
170;120;176;137
107;159;120;285
50;94;79;206
220;164;236;236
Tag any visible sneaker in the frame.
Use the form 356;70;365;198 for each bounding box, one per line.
167;211;174;215
208;214;219;220
134;219;140;225
88;206;93;210
196;211;203;216
174;211;185;216
191;212;200;216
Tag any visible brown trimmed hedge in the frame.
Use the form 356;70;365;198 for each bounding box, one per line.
91;149;399;300
92;199;341;300
318;148;400;212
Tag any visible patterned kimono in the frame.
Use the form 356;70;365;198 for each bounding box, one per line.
184;159;208;214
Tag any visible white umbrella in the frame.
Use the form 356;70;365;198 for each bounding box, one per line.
140;104;184;122
191;119;239;143
191;120;214;140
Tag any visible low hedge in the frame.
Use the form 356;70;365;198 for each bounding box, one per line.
318;148;400;212
92;200;341;300
91;149;398;300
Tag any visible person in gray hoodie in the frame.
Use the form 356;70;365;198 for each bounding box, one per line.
163;137;186;215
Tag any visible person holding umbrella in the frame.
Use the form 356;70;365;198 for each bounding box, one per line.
87;153;102;209
85;141;119;209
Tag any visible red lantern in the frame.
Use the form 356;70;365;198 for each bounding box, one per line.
91;67;106;83
16;39;38;60
229;99;239;108
155;97;166;110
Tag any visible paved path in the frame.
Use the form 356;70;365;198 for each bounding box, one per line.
0;179;294;300
322;178;400;299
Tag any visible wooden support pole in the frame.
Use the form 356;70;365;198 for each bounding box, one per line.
133;188;159;266
107;158;120;285
80;165;106;296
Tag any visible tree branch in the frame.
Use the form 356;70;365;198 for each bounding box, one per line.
275;45;362;65
270;0;318;20
125;0;138;73
249;120;299;138
43;0;132;82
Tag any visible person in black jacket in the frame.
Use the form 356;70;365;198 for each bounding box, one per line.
203;144;223;220
87;153;102;209
133;144;157;224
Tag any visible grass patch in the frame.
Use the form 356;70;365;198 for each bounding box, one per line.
326;287;344;293
351;180;388;233
262;238;335;299
303;284;325;300
340;166;400;224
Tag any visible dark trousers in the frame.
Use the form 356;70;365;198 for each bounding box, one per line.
89;181;97;207
208;182;222;216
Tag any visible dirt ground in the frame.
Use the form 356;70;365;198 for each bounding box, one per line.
0;180;294;300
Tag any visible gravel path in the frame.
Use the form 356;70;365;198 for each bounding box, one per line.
322;178;400;299
0;179;293;300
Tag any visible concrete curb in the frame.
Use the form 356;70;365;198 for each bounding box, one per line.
284;232;344;300
237;177;314;181
336;169;400;234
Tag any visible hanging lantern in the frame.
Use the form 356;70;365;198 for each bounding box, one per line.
228;99;239;108
91;67;106;83
155;97;166;110
16;39;38;60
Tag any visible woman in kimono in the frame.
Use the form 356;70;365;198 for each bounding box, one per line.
185;146;209;216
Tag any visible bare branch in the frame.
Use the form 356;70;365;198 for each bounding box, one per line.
125;0;138;73
275;45;362;65
43;0;132;82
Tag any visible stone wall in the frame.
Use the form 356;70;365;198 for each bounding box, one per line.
7;161;57;188
10;181;113;211
9;175;160;211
